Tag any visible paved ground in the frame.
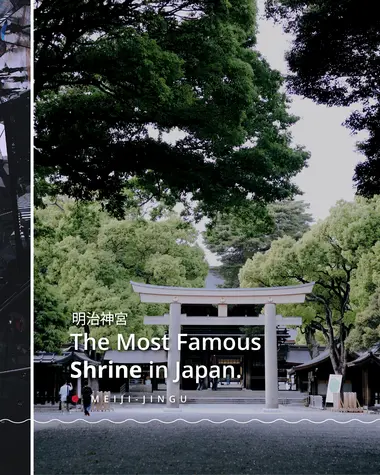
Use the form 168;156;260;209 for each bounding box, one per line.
34;406;380;475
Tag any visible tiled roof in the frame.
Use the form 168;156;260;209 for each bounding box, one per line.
34;352;57;364
34;351;99;365
291;349;331;372
286;348;311;365
291;344;379;372
348;351;380;367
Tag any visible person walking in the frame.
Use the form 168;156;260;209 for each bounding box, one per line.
59;381;72;412
82;380;93;416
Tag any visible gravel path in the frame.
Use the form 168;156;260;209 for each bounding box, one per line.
34;408;380;475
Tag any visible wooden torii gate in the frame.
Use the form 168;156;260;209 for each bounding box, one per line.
131;281;314;410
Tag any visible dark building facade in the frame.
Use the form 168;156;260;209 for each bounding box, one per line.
291;345;380;407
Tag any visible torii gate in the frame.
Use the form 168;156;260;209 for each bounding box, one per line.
131;281;314;410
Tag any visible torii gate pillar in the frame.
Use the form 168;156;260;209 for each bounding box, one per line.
264;301;278;409
167;302;181;409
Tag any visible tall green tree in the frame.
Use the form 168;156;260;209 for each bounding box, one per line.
240;196;380;378
204;200;312;287
35;0;308;219
34;271;68;353
347;242;380;351
266;0;380;197
34;202;209;349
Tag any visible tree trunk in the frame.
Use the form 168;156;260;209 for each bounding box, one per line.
305;326;320;359
328;340;347;398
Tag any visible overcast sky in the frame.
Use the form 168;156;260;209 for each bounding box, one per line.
199;2;365;266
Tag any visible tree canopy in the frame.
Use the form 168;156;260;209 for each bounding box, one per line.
34;270;68;353
35;0;308;219
347;242;380;351
34;201;209;352
265;0;380;197
240;196;380;377
204;200;312;287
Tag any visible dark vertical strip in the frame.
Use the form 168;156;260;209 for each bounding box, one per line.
4;98;25;273
0;1;31;468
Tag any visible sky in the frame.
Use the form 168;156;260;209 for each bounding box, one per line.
199;1;365;267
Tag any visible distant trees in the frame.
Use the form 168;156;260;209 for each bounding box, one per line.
204;200;312;287
34;271;67;352
34;201;209;351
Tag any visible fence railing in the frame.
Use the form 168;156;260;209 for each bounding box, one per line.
332;392;363;412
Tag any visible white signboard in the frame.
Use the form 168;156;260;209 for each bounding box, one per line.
326;374;343;403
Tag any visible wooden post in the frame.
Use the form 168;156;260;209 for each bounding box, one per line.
363;367;369;407
333;392;341;411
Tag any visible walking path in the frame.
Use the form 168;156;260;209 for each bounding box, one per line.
33;403;380;432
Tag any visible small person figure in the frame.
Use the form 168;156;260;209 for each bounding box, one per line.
59;381;72;412
82;380;93;416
